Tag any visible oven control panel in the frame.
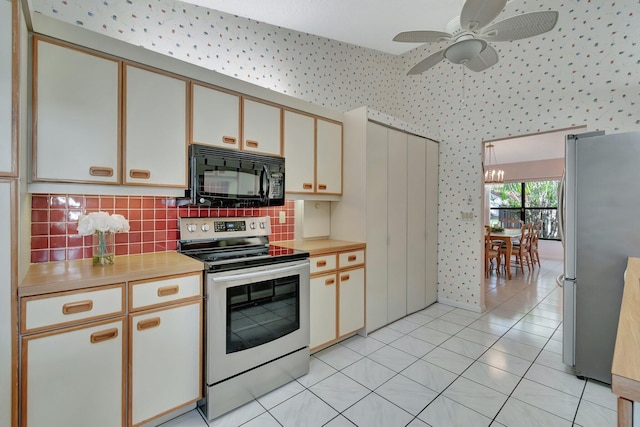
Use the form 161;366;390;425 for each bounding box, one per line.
179;216;270;240
214;220;247;233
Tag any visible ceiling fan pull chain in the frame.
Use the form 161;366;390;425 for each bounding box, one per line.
461;68;467;109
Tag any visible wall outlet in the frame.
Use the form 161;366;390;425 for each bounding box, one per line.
460;211;474;221
278;211;286;224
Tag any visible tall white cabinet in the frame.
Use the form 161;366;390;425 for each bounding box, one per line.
1;1;18;425
332;108;438;333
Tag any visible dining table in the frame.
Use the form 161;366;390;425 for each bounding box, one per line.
488;228;522;279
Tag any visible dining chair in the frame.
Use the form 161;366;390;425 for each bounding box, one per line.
484;226;502;278
530;220;542;267
500;217;524;229
508;223;533;274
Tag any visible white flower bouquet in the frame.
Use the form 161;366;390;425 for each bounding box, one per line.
78;212;130;265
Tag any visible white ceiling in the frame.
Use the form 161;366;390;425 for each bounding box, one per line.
489;128;586;165
177;0;572;164
178;0;466;55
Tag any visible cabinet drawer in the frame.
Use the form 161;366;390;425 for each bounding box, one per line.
129;272;202;311
338;250;365;269
21;284;125;334
310;254;337;275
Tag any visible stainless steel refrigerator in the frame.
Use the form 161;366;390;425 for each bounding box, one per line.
560;130;640;385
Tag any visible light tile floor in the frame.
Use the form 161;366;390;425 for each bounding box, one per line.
160;259;617;426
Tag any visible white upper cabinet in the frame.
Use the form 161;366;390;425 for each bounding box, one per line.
0;0;14;176
316;119;342;195
191;83;241;149
283;113;343;197
283;110;315;193
34;38;120;184
242;98;282;156
124;64;188;187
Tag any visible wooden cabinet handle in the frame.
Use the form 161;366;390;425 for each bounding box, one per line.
129;169;151;179
302;183;313;190
318;184;327;190
89;166;113;177
325;278;335;286
316;260;327;267
157;285;179;297
62;300;93;315
222;135;237;144
245;140;259;148
137;317;161;331
347;255;357;262
90;328;119;344
341;274;350;281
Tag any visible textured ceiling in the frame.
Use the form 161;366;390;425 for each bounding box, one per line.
178;0;466;55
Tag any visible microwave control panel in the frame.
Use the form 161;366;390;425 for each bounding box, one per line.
269;173;284;198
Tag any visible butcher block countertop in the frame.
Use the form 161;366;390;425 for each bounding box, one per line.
611;257;640;426
19;252;205;297
273;239;365;256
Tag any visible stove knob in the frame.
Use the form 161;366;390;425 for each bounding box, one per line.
259;221;265;229
187;224;196;232
201;224;210;232
249;222;256;230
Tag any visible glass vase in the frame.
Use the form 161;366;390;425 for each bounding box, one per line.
92;231;115;266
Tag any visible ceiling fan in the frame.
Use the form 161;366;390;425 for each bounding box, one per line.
394;0;558;75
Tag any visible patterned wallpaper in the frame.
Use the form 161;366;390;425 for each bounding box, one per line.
30;0;640;310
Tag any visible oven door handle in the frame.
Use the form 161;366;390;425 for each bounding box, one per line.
211;262;307;283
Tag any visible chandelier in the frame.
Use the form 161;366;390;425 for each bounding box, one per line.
484;143;504;184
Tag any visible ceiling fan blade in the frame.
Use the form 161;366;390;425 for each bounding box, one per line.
407;50;445;75
393;30;452;43
464;44;499;72
460;0;508;31
481;11;559;42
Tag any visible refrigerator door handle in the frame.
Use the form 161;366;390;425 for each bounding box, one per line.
563;277;577;366
558;172;565;247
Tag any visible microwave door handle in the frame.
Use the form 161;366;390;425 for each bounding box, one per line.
262;165;270;203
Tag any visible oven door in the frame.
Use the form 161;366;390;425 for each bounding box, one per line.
206;260;310;384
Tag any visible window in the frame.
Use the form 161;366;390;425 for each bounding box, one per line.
489;181;560;240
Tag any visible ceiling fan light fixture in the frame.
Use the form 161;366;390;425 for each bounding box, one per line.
443;38;486;64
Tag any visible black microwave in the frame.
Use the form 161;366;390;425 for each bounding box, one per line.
187;144;285;207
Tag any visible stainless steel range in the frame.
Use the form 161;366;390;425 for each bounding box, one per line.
178;216;310;420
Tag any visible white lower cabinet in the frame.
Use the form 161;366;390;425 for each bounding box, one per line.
19;271;203;426
309;248;365;351
130;300;202;426
22;318;126;427
338;267;365;336
309;273;337;349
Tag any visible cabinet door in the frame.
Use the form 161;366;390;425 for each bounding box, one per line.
0;1;14;176
124;64;187;187
387;129;408;323
242;98;281;155
283;110;315;193
310;273;337;349
22;319;125;427
316;119;342;194
191;83;241;149
365;122;388;332
130;300;201;426
34;39;120;183
425;139;439;305
0;180;14;427
407;135;427;313
338;267;365;336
